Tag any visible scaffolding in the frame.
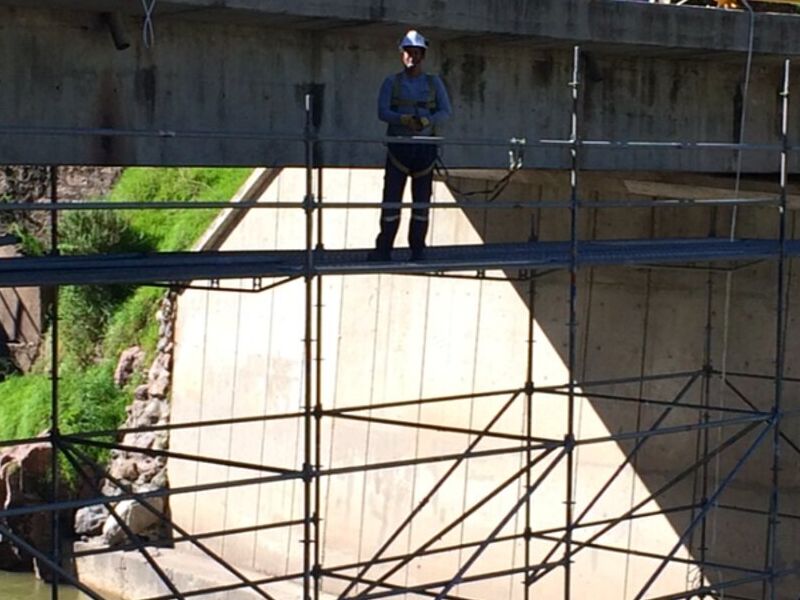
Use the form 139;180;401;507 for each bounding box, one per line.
0;46;797;600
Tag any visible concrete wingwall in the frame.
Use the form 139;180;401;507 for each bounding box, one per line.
0;247;44;372
169;168;800;598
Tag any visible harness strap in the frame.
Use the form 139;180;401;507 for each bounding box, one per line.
390;73;438;111
387;149;436;179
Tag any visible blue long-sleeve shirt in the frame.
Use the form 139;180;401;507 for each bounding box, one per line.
378;72;452;137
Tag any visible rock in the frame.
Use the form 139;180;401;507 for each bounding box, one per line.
122;432;155;450
134;384;149;401
0;439;58;572
147;371;170;398
113;346;145;388
143;399;163;423
101;480;121;498
134;457;158;484
109;458;138;483
147;353;170;383
149;470;169;489
152;432;168;451
74;504;109;537
0;441;52;491
102;495;165;546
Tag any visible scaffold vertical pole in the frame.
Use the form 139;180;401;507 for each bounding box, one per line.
697;217;716;585
303;92;316;600
49;165;60;600
564;44;581;600
314;150;324;600
765;57;790;600
524;243;537;599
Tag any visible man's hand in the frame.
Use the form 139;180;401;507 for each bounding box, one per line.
400;114;418;131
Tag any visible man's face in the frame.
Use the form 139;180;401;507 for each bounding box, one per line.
401;46;425;70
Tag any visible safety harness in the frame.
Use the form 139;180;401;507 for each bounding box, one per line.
390;73;438;113
388;73;438;179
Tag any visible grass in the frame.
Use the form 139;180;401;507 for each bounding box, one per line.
0;167;252;484
112;167;250;251
0;362;128;487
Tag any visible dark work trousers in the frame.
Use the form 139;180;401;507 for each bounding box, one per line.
375;142;438;255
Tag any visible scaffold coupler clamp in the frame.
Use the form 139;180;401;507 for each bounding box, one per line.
509;136;526;170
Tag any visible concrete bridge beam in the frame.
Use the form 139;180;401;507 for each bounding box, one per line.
0;1;798;170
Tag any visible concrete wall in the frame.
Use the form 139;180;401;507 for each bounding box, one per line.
1;4;799;170
0;247;44;371
169;168;800;598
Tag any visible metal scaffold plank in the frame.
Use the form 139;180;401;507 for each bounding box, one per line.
0;238;792;287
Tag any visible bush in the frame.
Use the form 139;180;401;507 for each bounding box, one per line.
58;210;152;366
0;363;127;489
8;221;47;256
58;209;146;256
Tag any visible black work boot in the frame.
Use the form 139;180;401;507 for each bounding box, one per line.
368;248;391;262
410;245;426;262
369;231;394;262
408;217;428;261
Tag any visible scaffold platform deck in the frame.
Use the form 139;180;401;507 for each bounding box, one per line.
0;237;792;287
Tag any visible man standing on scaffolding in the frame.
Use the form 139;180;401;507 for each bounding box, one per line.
370;29;452;262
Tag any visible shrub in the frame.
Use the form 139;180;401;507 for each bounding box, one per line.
58;210;151;366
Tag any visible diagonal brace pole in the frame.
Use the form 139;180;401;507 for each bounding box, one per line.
434;448;567;599
338;390;522;598
64;440;279;600
634;421;773;599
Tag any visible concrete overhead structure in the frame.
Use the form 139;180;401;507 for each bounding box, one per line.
0;0;799;169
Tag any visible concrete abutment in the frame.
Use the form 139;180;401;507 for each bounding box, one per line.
156;166;800;599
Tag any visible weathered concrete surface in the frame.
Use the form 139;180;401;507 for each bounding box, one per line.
168;168;800;598
2;0;800;56
1;2;798;169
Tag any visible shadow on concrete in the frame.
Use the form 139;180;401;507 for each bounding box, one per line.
451;170;800;599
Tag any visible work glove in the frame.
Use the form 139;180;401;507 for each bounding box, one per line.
400;114;420;131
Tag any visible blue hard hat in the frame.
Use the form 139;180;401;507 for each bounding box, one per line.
399;30;428;50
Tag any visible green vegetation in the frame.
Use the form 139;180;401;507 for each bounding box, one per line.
112;167;249;251
7;221;46;256
59;209;149;367
0;167;251;483
0;363;127;441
